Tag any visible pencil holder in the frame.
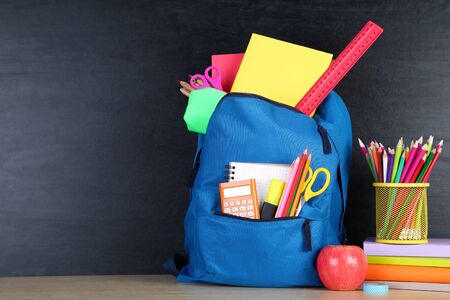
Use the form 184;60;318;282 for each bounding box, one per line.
373;183;429;244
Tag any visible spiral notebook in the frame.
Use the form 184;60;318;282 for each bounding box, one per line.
226;162;291;206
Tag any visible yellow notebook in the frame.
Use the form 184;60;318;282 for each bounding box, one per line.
368;256;450;268
231;33;332;107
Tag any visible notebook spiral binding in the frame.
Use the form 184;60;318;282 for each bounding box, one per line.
225;164;235;180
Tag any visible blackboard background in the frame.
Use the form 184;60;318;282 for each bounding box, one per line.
0;0;448;276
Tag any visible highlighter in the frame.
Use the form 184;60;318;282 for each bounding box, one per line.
260;179;285;220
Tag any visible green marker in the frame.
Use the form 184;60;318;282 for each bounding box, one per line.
390;137;403;182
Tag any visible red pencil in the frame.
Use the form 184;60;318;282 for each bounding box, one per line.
376;147;383;182
371;145;379;181
422;144;443;182
281;149;308;217
409;154;427;183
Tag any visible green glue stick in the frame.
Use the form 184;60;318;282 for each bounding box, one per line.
183;88;226;134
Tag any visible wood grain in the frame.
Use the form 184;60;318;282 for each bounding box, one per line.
0;275;448;300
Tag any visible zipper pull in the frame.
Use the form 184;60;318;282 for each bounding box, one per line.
303;219;312;252
317;125;332;154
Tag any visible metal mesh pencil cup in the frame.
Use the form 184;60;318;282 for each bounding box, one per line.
373;183;429;244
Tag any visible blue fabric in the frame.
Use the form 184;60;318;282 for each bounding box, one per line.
178;92;352;287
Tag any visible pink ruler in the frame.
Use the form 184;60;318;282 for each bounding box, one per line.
296;21;383;115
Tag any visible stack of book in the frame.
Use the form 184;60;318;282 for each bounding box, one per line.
364;238;450;292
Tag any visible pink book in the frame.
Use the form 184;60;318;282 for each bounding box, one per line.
364;238;450;257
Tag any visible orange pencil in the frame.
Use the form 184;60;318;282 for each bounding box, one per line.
289;153;312;216
405;146;410;161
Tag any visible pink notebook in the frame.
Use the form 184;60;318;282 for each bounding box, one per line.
211;53;244;92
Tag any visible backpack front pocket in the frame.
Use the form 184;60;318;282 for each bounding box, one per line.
195;213;326;287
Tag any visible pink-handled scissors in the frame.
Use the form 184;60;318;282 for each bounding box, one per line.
189;66;223;91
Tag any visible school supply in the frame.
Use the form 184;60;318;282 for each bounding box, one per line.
231;33;333;108
366;264;450;284
359;138;377;181
211;53;244;92
386;148;394;183
183;87;227;134
219;179;260;219
275;156;301;218
365;281;450;292
294;167;331;216
390;137;403;182
367;256;450;268
190;66;223;91
260;179;285;220
296;21;383;115
175;91;352;287
226;162;291;207
422;142;443;182
280;150;308;217
358;137;444;183
364;238;450;257
290;153;312;217
402;138;421;179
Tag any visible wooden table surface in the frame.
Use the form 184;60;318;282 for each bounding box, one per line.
0;275;447;300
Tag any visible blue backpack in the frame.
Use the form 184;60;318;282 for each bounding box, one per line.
174;91;352;287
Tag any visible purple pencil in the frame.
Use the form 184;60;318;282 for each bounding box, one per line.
386;148;395;183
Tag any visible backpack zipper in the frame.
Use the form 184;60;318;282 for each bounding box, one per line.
303;219;312;252
221;93;332;155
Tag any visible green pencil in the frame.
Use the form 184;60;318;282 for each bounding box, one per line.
394;151;406;183
390;137;403;183
416;149;435;183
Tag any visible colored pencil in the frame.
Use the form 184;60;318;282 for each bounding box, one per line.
359;138;377;180
410;153;427;183
394;152;406;183
358;138;367;155
405;146;410;160
367;147;377;181
371;146;379;180
422;146;443;182
289;153;311;217
386;148;395;183
436;139;444;151
275;156;300;218
382;149;388;183
404;144;428;183
282;149;307;217
390;137;403;183
426;135;434;156
401;141;418;182
377;147;383;182
416;149;435;183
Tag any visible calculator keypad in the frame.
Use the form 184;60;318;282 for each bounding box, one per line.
223;198;257;219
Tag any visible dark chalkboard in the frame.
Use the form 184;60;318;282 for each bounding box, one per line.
0;0;448;276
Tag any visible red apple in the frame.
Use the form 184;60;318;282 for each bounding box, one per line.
316;245;367;291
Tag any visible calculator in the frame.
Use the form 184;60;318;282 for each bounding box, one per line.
219;179;260;219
